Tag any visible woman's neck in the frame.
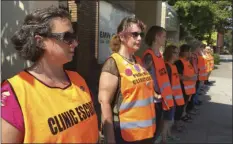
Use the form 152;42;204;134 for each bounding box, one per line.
28;58;66;82
168;59;175;64
151;43;161;53
118;45;133;60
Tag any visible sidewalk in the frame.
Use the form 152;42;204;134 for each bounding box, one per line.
172;62;232;143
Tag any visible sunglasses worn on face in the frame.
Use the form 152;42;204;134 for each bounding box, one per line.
49;31;79;45
130;32;145;38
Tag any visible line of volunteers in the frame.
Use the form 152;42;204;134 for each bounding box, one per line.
1;7;214;144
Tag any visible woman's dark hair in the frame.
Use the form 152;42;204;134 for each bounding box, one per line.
163;45;178;62
109;16;146;53
11;6;70;62
179;44;191;57
145;25;166;47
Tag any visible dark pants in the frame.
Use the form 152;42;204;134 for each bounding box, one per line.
154;102;162;139
186;94;195;112
174;105;184;121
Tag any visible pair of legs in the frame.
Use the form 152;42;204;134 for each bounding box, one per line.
174;104;185;132
161;107;176;143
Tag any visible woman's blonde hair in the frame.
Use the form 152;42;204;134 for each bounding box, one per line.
109;16;146;53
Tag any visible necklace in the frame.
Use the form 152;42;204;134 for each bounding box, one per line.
118;53;136;64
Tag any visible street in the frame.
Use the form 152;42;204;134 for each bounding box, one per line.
174;61;232;143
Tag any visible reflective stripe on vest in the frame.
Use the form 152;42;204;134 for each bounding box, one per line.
119;96;154;111
180;58;196;95
172;85;181;90
166;62;185;106
111;53;156;142
120;117;156;130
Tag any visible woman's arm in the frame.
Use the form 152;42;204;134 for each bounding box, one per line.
1;81;24;143
98;72;118;144
2;119;24;143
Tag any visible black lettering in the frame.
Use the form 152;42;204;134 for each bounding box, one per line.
61;112;72;128
79;106;87;120
65;111;75;126
69;109;79;124
100;31;103;38
58;114;66;130
48;117;58;135
83;103;91;117
88;102;94;115
54;116;63;132
133;80;136;85
75;106;84;121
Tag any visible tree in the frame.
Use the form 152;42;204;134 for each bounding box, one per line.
166;0;232;45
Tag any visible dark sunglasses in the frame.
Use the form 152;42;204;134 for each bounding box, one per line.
49;31;79;45
130;32;145;38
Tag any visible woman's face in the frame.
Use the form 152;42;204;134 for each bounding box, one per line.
43;17;78;65
172;48;179;61
120;23;143;53
155;31;166;47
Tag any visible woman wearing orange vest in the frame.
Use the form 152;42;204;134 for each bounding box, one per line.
204;46;215;85
174;44;197;123
190;42;207;106
98;17;155;144
163;45;185;141
143;26;174;143
1;6;99;143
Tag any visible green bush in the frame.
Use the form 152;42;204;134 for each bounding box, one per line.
213;53;220;65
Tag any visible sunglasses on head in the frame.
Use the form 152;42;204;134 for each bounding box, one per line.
130;32;145;38
49;31;79;45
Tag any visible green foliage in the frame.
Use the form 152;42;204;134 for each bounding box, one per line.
166;0;232;45
213;53;220;65
224;30;233;53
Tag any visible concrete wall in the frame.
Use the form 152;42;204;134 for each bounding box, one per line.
134;1;160;56
1;1;59;81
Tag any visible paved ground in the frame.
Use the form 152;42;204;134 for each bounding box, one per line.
173;61;232;143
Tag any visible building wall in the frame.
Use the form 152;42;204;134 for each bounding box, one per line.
134;1;159;56
1;1;58;81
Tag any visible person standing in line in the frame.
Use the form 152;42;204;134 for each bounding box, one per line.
163;45;185;141
190;42;208;106
174;44;197;123
1;6;99;143
142;26;174;143
98;17;156;144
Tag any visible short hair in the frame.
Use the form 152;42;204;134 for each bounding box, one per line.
11;6;70;62
179;44;191;57
188;40;202;52
144;26;166;47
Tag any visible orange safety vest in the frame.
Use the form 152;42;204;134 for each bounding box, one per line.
166;62;185;106
7;71;99;143
134;55;143;66
197;53;208;81
203;53;211;72
143;49;174;110
208;53;214;71
179;58;196;95
111;53;155;142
